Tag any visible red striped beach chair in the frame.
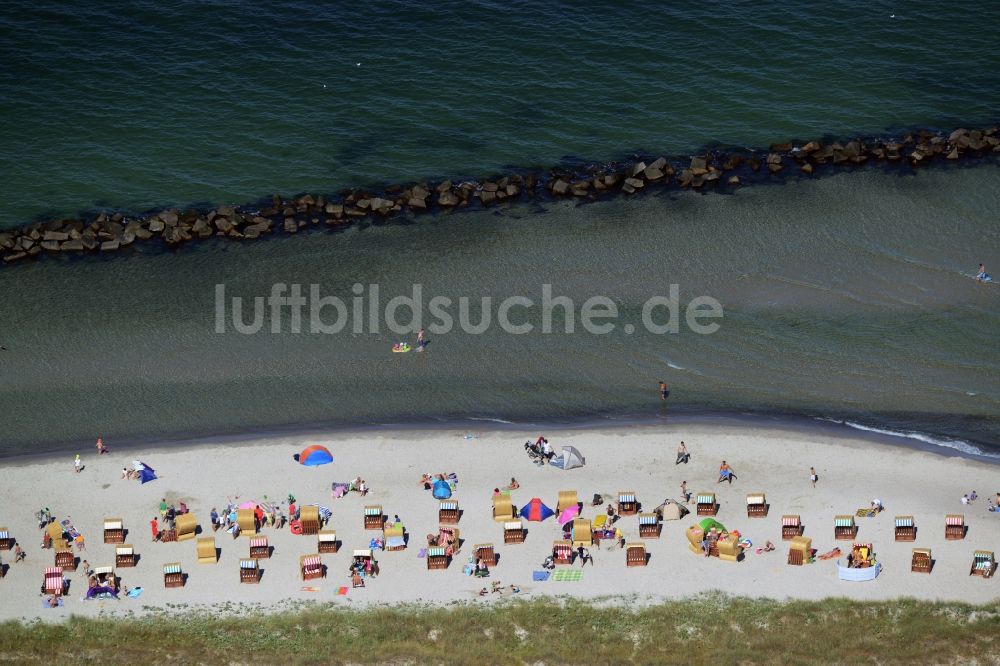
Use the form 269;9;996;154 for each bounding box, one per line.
249;536;270;559
945;514;965;540
553;540;574;565
781;515;802;540
43;567;65;596
300;554;324;580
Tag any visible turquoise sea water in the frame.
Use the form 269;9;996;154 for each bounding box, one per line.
1;1;999;227
0;2;998;457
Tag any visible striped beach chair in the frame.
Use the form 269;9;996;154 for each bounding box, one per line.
945;514;965;540
115;544;136;568
300;554;324;580
781;515;802;540
249;536;270;559
438;500;459;524
638;513;661;538
834;515;856;540
427;546;449;570
240;558;261;583
0;527;12;550
163;562;184;588
618;492;638;516
318;530;339;553
696;493;717;516
503;520;525;544
103;518;125;544
43;566;65;596
746;493;768;517
970;550;996;578
911;548;932;574
894;516;916;541
364;505;384;530
553;540;574;565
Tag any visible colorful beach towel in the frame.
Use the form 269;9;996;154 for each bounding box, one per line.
417;548;427;558
856;509;876;518
337;586;349;596
41;598;64;608
532;571;550;581
300;586;321;592
127;587;143;598
552;570;583;582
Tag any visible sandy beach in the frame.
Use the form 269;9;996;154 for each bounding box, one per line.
1;422;997;622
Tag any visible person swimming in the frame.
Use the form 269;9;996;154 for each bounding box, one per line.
977;263;991;281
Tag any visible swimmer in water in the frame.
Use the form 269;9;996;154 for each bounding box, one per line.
976;263;989;281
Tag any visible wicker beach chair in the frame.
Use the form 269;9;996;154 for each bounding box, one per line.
42;567;65;596
503;520;525;544
363;505;384;530
945;514;965;540
438;526;460;552
115;544;136;568
474;543;498;566
746;493;768;517
911;548;932;573
717;534;742;562
894;516;916;541
618;492;638;516
102;518;125;544
383;523;406;551
196;536;217;564
249;536;270;559
626;542;647;567
571;517;592;548
240;558;261;583
318;530;339;553
163;562;184;588
300;554;325;580
438;500;460;524
553;540;574;565
0;527;12;551
426;546;449;570
696;493;717;516
781;515;802;540
237;509;257;536
834;515;856;540
300;506;321;535
175;513;198;542
788;536;812;566
92;565;115;586
557;491;578;514
638;513;661;538
492;495;515;522
54;546;76;571
970;550;996;578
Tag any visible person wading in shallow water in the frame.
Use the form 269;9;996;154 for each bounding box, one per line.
659;381;669;401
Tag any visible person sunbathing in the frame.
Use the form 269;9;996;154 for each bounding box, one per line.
420;474;433;489
506;478;520;490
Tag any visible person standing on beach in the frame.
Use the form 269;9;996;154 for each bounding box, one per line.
676;441;689;465
150;517;159;542
810;467;818;488
658;381;669;401
680;480;691;503
74;454;81;473
417;328;426;351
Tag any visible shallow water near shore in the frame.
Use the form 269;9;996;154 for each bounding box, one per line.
1;165;998;456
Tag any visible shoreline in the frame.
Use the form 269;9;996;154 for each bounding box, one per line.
2;126;998;266
3;410;998;469
1;421;998;624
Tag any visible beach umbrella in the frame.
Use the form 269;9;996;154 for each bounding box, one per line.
698;518;726;532
432;479;452;499
296;445;333;467
557;504;580;524
520;497;554;522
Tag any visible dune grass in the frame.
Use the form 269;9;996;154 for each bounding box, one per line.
2;595;999;665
